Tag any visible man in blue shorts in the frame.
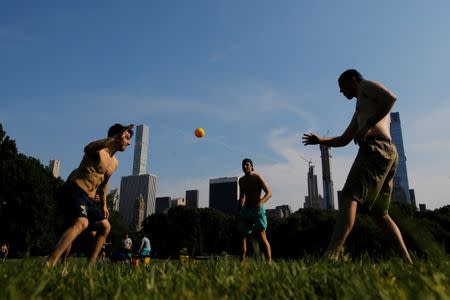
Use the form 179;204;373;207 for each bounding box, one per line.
238;158;272;263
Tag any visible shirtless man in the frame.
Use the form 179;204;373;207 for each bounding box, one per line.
238;158;272;262
47;124;133;266
0;242;8;262
303;69;412;263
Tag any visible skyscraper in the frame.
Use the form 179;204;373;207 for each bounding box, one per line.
118;124;157;230
48;159;61;178
155;196;171;214
119;174;157;228
132;125;149;176
186;190;199;208
390;112;413;206
320;145;335;210
303;165;322;209
209;177;239;215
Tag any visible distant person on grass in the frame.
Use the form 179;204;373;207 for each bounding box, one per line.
1;242;8;262
47;124;134;267
302;69;412;263
139;234;151;257
122;233;133;262
238;158;272;263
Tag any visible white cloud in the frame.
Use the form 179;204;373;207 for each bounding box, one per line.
83;84;317;126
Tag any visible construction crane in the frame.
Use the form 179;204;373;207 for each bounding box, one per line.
298;154;313;168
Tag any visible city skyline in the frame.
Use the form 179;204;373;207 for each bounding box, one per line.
2;2;449;211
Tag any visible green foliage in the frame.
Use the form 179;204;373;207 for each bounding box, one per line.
1;257;449;299
108;211;129;253
143;207;239;257
0;124;18;159
0;124;64;256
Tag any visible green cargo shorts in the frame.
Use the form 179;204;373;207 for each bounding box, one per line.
341;136;398;214
238;206;267;235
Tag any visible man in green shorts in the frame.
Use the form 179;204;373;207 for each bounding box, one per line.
302;69;412;263
238;158;272;263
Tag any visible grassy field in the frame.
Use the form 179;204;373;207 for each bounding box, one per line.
1;256;449;300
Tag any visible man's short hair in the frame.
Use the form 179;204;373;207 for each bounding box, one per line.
108;124;134;138
242;158;254;171
338;69;364;84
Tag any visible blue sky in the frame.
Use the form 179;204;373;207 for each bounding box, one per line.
1;1;449;210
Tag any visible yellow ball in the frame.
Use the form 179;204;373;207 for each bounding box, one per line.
194;127;205;138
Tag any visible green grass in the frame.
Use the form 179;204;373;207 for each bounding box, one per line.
1;257;450;300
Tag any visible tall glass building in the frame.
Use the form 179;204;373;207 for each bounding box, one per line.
320;145;335;210
186;190;199;208
119;124;157;229
132;125;149;176
390;112;413;205
119;174;157;228
304;164;322;209
209;177;239;215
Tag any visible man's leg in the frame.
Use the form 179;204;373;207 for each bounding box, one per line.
326;198;358;260
371;213;413;264
257;230;272;263
62;243;72;264
87;219;111;265
47;217;89;267
240;236;247;262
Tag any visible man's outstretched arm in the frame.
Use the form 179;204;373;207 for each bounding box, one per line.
302;113;358;148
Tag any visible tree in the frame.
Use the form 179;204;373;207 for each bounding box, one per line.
0;124;63;256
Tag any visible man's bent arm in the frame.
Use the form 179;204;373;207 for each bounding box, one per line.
84;137;116;155
84;125;133;155
319;114;358;147
259;176;272;204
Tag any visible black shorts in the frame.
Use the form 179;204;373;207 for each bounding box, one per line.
58;181;105;229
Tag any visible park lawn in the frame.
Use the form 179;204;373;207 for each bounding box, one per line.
0;256;449;300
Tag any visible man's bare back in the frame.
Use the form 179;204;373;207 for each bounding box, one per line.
355;80;396;141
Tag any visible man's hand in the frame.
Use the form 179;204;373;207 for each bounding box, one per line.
125;124;134;133
103;206;110;219
302;133;320;145
121;124;134;137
